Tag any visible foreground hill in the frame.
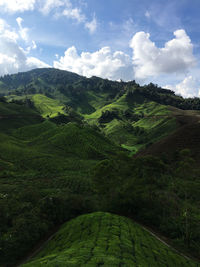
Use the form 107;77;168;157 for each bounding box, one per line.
22;212;198;267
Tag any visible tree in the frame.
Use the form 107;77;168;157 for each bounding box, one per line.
175;149;196;247
92;159;121;206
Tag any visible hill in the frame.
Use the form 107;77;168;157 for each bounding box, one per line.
2;68;200;153
137;106;200;163
0;101;122;266
0;69;199;266
22;212;198;267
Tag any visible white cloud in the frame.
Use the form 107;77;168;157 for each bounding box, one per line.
0;0;98;34
16;17;29;42
0;0;97;33
53;46;133;81
130;29;196;79
85;16;97;34
31;40;37;49
26;56;50;68
16;17;37;53
0;0;36;13
39;0;66;15
145;11;150;18
0;18;18;42
62;7;85;22
0;18;49;76
41;0;86;23
165;76;200;98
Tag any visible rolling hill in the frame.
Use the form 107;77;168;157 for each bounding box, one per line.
2;68;200;153
0;68;199;266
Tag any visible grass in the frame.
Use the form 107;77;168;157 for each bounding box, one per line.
0;120;118;183
3;83;178;155
0;102;123;265
0;102;119;196
0;101;42;133
84;93;177;153
32;94;65;118
22;212;199;267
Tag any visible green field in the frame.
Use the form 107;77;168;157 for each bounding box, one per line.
23;212;198;267
32;94;66;118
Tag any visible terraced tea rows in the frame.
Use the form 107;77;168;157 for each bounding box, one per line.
23;212;199;266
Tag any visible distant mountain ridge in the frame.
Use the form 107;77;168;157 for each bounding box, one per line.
1;68;200;111
1;68;200;153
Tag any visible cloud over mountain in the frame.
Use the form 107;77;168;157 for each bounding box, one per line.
166;76;200;98
53;46;133;81
130;29;196;79
0;18;49;76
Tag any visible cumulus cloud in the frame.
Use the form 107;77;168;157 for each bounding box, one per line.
130;29;196;79
53;46;133;81
0;18;49;76
165;76;200;98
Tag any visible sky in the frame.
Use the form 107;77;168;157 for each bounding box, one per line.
0;0;200;97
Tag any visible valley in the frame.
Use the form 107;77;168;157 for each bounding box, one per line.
0;68;199;266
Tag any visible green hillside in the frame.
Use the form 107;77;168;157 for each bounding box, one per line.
6;86;178;153
23;212;198;267
0;102;121;266
31;94;65;118
84;91;177;153
0;69;200;266
0;100;42;133
3;68;200;153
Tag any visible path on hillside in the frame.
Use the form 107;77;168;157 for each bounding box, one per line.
137;223;192;261
15;227;60;267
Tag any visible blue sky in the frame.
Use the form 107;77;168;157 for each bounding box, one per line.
0;0;200;97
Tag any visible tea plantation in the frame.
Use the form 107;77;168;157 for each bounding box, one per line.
23;212;199;267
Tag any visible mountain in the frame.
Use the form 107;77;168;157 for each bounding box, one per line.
2;68;200;154
0;68;199;266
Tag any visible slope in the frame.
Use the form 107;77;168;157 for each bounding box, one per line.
0;99;42;133
0;69;200;265
137;106;200;163
22;212;198;267
0;101;121;266
2;68;124;114
85;90;177;153
3;68;200;154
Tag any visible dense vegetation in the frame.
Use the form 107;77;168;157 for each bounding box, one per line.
23;212;198;266
0;69;199;266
